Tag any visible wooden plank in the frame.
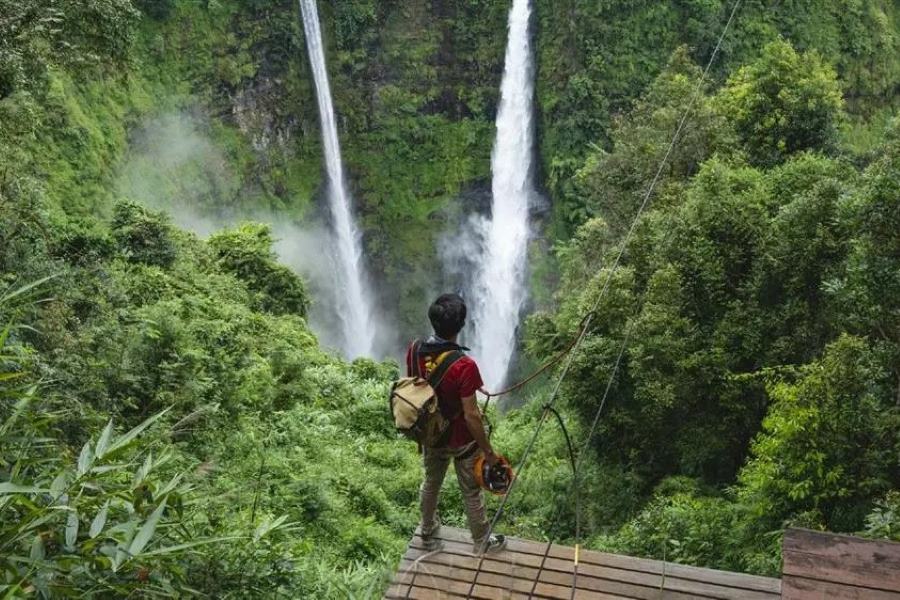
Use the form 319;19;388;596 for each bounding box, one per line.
396;555;709;600
404;540;779;600
394;558;540;596
416;528;781;595
385;584;630;600
386;571;618;600
393;560;616;600
550;558;778;600
783;528;900;593
782;576;900;600
385;580;516;599
569;546;780;594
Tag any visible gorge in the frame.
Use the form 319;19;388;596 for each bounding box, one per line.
0;0;897;596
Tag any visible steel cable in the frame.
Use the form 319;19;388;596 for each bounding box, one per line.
463;1;743;597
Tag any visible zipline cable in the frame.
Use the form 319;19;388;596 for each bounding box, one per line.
569;1;742;595
465;1;743;597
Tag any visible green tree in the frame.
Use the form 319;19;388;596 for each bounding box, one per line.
716;39;844;167
826;120;900;402
111;201;177;268
738;336;900;532
754;154;855;365
571;47;737;235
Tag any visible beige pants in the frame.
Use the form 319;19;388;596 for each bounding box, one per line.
420;442;488;549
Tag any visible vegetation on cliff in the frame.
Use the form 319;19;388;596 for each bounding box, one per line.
1;0;898;596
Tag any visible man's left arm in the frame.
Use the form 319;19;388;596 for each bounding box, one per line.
462;395;498;466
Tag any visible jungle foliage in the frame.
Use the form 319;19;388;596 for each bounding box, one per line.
0;0;898;596
525;39;900;574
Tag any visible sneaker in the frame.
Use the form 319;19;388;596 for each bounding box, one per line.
477;534;506;555
420;525;443;551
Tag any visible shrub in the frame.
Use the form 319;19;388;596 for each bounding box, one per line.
208;224;309;317
593;478;762;574
863;491;900;541
111;201;177;268
738;336;898;533
0;397;202;596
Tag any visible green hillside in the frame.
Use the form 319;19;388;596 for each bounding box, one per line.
1;0;898;596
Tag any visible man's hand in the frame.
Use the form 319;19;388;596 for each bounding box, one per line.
484;451;499;467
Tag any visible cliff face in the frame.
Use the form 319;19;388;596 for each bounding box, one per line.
4;0;896;338
146;0;897;337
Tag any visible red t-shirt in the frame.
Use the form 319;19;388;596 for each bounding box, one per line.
405;344;484;448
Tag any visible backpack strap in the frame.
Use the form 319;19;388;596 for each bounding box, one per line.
426;350;464;390
410;339;424;378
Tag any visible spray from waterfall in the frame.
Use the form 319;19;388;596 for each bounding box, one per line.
470;0;536;387
299;0;375;359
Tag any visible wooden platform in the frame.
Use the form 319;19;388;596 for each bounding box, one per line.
385;527;782;599
782;528;900;599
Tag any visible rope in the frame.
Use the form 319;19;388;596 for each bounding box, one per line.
478;313;593;438
478;312;595;402
545;405;577;477
527;540;554;599
464;2;743;597
402;548;443;599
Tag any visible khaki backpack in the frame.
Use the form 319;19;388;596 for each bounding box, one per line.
389;341;464;448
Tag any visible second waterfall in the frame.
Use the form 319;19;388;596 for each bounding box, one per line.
470;0;537;388
299;0;376;358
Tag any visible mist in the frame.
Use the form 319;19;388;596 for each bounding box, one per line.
115;112;396;361
436;212;489;349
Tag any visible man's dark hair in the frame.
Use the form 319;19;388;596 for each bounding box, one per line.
428;293;467;339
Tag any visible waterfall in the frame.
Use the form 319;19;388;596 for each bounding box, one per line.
299;0;375;358
470;0;535;388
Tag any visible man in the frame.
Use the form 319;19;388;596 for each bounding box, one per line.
405;293;506;554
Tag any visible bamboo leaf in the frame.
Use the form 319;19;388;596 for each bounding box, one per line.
65;510;79;550
89;501;109;539
0;392;35;437
90;464;130;475
16;513;54;537
29;535;44;561
253;514;290;542
134;452;152;487
50;472;68;498
141;537;239;557
128;498;166;557
77;441;93;476
0;274;58;306
95;420;114;458
156;472;183;497
111;520;139;573
0;482;46;495
105;409;170;458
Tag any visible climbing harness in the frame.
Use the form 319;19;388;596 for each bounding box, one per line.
464;2;745;598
